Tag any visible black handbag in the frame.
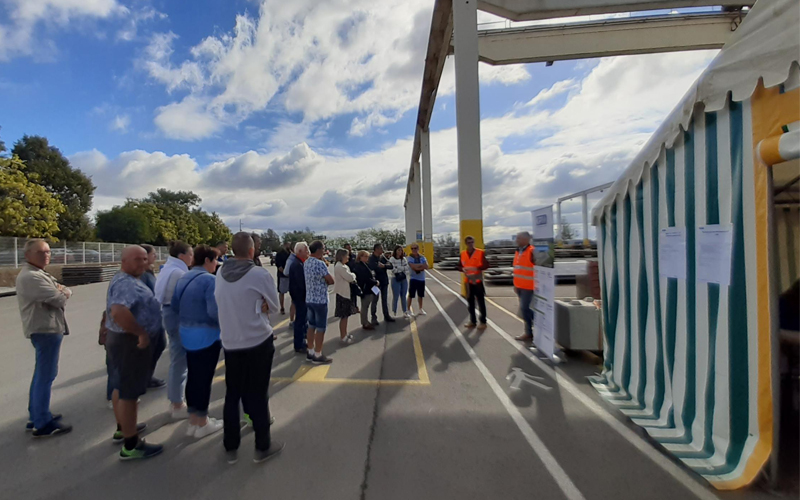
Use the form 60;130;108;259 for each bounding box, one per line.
395;272;407;281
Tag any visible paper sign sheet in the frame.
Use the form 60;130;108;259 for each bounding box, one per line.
659;228;687;280
697;225;733;286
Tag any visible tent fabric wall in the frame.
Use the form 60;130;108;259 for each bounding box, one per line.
590;0;799;490
591;96;771;489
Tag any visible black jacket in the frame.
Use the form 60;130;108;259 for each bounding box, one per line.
354;261;378;296
346;252;357;271
275;249;290;277
367;254;393;285
288;257;305;302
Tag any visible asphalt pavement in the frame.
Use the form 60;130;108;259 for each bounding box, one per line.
0;267;770;500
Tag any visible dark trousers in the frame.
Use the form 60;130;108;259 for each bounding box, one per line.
467;282;487;325
293;300;308;351
370;281;391;321
185;341;222;417
149;329;166;380
223;336;275;452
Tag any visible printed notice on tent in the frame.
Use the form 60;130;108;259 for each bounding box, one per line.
697;225;733;286
659;228;687;279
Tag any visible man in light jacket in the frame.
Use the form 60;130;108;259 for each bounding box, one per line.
16;239;73;437
215;232;285;465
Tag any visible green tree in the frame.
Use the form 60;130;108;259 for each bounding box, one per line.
260;229;282;252
12;135;96;241
195;210;232;246
0;127;5;153
283;228;316;246
96;203;162;244
0;156;65;238
435;234;457;247
560;218;575;240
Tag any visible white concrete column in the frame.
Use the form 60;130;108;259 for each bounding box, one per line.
406;162;423;244
582;193;590;246
453;0;484;253
421;127;434;243
556;201;562;242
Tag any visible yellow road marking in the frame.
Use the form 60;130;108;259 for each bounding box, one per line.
410;317;430;384
212;316;430;386
431;269;522;324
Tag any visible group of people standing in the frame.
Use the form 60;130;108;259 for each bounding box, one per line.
274;240;430;365
15;229;536;466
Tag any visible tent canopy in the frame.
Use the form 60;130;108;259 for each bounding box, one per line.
478;0;754;21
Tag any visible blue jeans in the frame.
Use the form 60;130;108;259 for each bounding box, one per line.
29;334;63;429
518;289;535;337
391;278;408;313
163;306;187;404
307;302;328;332
293;301;308;351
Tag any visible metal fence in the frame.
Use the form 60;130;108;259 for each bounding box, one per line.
0;237;168;268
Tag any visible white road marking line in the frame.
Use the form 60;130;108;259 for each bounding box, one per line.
427;273;719;500
427;291;586;500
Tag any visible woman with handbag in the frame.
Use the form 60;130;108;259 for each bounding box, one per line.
333;248;359;344
353;250;378;330
389;246;411;319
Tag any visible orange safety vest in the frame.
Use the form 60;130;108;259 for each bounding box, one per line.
513;245;535;290
461;248;485;285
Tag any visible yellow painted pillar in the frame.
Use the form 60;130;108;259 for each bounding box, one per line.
453;0;483;296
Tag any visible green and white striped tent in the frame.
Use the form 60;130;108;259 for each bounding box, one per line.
590;0;799;490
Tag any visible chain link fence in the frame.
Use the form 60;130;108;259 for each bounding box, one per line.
0;237;168;268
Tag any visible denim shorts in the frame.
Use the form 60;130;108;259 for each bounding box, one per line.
307;302;328;332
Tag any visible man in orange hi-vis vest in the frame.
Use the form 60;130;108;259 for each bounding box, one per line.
457;236;490;330
513;231;536;342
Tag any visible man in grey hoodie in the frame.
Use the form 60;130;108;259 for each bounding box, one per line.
215;232;285;465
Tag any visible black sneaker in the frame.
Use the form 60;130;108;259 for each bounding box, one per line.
112;423;147;444
119;439;163;461
226;449;239;464
294;347;308;355
32;420;72;438
253;441;285;463
371;319;379;326
385;317;396;323
147;377;166;389
312;354;333;365
26;413;62;432
306;351;314;362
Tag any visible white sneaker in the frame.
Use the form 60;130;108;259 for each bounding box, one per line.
186;424;198;437
107;400;114;410
403;311;411;319
193;418;223;439
418;309;427;316
171;405;189;420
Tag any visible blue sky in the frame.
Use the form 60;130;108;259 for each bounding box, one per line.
0;0;719;239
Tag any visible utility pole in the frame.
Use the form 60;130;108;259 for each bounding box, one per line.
239;219;243;231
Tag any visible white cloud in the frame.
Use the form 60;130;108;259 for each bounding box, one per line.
74;47;717;241
116;5;165;42
202;143;322;190
139;0;531;140
109;114;130;133
153;96;223;140
0;0;126;60
70;148;202;200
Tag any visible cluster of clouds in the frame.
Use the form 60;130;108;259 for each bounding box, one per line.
3;0;720;240
0;0;164;60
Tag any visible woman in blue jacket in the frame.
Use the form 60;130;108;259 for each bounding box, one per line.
171;245;223;439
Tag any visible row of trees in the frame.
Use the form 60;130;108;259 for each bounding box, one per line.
254;228;406;255
0;129;231;246
96;189;231;246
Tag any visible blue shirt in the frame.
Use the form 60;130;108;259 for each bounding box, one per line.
408;255;428;281
172;268;220;351
105;272;163;338
140;270;156;292
304;257;330;304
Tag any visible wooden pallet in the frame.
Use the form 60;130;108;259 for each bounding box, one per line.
60;265;120;286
